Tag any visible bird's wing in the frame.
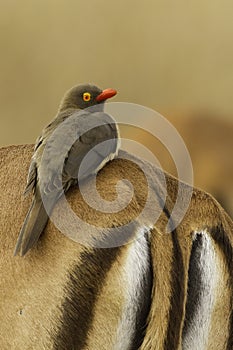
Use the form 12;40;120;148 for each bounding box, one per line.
24;160;37;195
63;112;120;183
23;134;44;195
24;111;74;197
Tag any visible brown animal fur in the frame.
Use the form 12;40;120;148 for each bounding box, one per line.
0;144;232;349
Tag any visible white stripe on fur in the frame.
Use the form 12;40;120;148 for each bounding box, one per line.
113;229;151;349
183;231;219;350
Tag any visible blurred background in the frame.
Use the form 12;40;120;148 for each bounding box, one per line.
0;0;232;216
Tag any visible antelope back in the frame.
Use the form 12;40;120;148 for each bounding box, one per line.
0;145;232;349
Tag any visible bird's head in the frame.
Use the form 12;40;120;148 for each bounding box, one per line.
59;83;117;112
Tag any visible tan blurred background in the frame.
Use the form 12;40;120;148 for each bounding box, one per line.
0;0;232;215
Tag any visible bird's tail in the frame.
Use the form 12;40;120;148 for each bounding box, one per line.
14;194;52;256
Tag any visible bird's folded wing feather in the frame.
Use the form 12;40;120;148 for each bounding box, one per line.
24;160;37;195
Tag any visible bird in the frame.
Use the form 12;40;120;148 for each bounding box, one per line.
14;83;120;256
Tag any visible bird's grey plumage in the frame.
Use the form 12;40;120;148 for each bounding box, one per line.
14;84;119;256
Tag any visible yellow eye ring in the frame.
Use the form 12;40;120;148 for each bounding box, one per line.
83;92;91;102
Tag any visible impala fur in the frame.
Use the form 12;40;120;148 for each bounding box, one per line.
0;144;232;350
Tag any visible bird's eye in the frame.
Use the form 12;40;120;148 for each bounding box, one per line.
83;92;91;102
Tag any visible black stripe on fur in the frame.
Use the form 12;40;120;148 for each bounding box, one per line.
53;224;138;349
163;205;185;350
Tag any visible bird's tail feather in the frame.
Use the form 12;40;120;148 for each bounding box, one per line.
14;196;51;256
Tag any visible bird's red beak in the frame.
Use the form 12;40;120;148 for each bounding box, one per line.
96;88;117;102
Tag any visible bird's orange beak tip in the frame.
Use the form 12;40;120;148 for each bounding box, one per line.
96;88;117;102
